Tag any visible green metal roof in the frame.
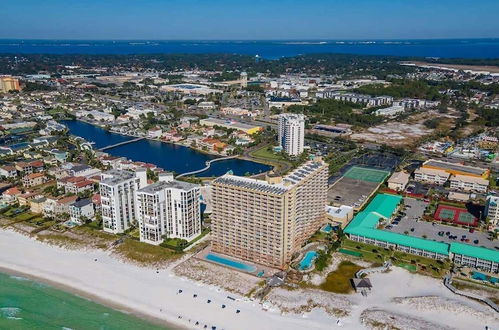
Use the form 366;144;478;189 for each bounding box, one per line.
346;193;499;263
450;242;499;264
345;194;448;256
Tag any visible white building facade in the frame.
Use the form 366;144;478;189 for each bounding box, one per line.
99;169;146;234
136;178;201;245
278;113;305;156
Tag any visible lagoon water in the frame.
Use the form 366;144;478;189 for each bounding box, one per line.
62;120;271;177
2;39;499;59
0;272;169;330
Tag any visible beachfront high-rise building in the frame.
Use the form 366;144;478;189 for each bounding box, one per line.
136;177;201;245
485;195;499;227
100;169;146;234
211;158;328;269
278;113;305;156
0;76;21;93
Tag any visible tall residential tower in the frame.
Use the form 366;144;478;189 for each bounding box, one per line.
278;113;305;156
211;158;328;269
100;169;146;234
136;176;201;245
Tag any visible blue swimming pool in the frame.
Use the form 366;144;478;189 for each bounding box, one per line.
298;251;317;271
321;223;333;233
472;271;499;284
205;253;256;273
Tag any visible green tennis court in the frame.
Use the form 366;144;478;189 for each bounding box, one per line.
438;208;456;220
457;212;475;225
338;249;362;257
343;166;390;183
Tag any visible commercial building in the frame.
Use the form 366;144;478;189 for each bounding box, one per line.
485;195;499;227
278;113;305;156
136;177;201;245
211;159;328;269
387;171;410;191
199;118;262;135
326;205;354;228
345;194;499;273
374;105;405;117
318;92;393;108
100;169;147;234
414;167;450;185
421;159;489;179
449;174;489;193
0;76;21;93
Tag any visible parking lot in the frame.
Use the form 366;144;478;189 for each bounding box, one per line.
385;198;496;250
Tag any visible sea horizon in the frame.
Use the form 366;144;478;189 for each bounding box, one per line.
1;38;499;59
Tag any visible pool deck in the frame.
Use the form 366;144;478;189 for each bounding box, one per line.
194;246;279;278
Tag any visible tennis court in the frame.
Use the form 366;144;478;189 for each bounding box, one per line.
343;166;390;183
434;204;478;227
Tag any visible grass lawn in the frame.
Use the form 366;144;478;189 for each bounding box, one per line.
113;239;182;266
37;233;87;249
320;260;363;294
341;239;450;277
13;212;38;222
250;146;286;162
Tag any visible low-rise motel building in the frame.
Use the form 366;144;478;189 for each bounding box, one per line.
210;158;329;269
414;159;490;192
345;194;499;273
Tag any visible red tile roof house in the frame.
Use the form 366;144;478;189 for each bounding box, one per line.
15;160;44;175
55;195;78;215
0;165;18;178
66;179;95;194
91;193;101;212
2;186;22;202
57;176;85;190
22;173;46;188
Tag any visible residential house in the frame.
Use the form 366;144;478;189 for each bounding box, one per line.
69;199;95;224
22;173;46;188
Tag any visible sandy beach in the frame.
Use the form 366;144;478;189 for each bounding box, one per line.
0;229;497;330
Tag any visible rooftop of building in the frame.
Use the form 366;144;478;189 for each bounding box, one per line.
100;169;137;186
450;174;489;185
138;179;198;194
423;159;488;177
71;198;92;208
213;159;325;194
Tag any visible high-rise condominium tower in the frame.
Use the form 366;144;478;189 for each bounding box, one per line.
211;158;328;269
136;176;201;245
278;113;305;156
100;169;146;234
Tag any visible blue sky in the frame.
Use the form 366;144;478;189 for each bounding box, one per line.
1;0;498;40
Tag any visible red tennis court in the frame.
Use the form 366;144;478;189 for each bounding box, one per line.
434;204;478;227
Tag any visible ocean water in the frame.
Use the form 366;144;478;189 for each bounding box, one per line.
1;39;499;59
0;272;170;330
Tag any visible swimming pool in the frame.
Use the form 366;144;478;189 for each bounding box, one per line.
205;253;256;273
298;251;317;271
472;271;499;284
321;223;333;233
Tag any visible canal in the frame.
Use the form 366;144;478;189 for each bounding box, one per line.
61;120;271;177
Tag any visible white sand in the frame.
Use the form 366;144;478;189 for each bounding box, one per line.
0;229;497;330
0;229;332;330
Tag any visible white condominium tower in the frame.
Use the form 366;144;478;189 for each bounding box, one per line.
211;158;328;269
485;195;499;227
278;113;305;156
136;176;201;245
100;169;147;234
